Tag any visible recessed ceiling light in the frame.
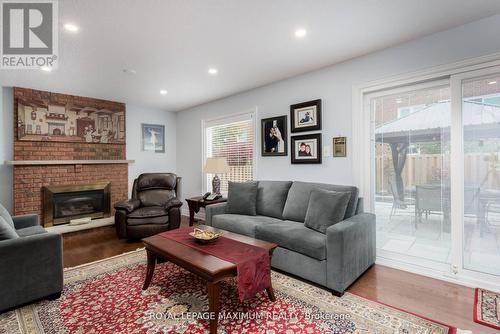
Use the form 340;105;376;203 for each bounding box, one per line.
160;89;168;95
122;69;137;75
208;68;218;75
295;28;307;38
488;80;497;85
40;66;52;72
64;23;79;32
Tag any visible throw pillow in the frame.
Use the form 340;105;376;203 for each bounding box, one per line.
304;189;351;233
226;181;258;216
0;216;19;240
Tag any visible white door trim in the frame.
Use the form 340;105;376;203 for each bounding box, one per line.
353;52;500;291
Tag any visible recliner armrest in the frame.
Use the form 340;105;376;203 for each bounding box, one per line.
12;214;40;229
164;198;183;211
114;199;141;213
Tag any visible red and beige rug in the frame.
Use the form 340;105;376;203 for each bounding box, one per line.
474;288;500;330
0;250;461;333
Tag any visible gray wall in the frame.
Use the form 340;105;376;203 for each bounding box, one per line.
176;14;500;201
0;87;13;212
126;105;177;194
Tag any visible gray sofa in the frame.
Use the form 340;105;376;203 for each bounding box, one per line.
0;204;63;312
205;181;376;296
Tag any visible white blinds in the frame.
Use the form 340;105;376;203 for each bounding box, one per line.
204;114;254;193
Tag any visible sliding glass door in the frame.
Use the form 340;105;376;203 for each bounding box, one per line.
452;68;500;283
370;82;451;268
368;65;500;286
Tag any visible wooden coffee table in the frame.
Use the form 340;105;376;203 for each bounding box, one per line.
142;227;278;334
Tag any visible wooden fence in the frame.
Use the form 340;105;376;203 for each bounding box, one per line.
376;153;500;194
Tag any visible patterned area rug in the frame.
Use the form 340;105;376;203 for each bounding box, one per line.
474;288;500;330
0;249;460;334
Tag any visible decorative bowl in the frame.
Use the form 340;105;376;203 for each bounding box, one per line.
189;228;223;244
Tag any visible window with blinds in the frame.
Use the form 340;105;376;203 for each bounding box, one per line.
204;113;255;193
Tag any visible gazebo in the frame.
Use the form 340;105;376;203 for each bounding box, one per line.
375;101;500;203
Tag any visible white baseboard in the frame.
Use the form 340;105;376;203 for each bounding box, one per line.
376;256;500;293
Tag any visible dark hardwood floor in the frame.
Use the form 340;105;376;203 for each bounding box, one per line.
62;217;491;333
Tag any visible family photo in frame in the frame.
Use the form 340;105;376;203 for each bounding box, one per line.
261;115;287;156
290;99;322;133
291;133;322;164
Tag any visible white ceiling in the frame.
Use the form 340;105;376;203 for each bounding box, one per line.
1;0;500;112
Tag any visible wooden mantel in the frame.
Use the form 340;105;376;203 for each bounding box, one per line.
5;160;135;166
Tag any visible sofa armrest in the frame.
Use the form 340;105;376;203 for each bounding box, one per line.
12;214;40;230
114;199;141;213
165;197;183;211
326;213;376;293
204;202;227;226
0;232;63;310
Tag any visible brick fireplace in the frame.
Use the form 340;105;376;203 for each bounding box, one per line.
11;88;130;226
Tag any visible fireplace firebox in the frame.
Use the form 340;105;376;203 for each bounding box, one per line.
42;183;111;226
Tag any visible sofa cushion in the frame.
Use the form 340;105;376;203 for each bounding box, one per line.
137;173;177;191
256;181;293;219
128;206;168;218
212;214;283;237
127;206;169;226
304;189;351;233
138;190;175;207
282;182;359;222
16;225;47;237
255;221;326;260
0;203;14;229
0;216;18;240
226;181;258;216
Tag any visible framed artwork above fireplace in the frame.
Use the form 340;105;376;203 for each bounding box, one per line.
16;90;126;144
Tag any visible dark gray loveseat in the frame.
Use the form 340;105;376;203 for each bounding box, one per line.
0;204;63;312
205;181;376;296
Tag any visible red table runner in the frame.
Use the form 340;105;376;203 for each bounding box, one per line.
158;227;271;301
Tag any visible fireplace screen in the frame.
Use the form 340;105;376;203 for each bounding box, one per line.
53;190;105;219
42;183;111;226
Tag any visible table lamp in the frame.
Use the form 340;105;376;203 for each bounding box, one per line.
203;157;230;195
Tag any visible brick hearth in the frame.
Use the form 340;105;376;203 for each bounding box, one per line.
12;88;129;224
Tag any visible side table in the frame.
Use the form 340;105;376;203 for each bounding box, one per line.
186;196;227;226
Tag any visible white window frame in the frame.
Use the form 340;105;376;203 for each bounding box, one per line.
352;51;500;291
201;108;258;194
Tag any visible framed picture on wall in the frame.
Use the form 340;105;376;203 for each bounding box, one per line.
142;123;165;153
290;99;321;133
333;136;347;157
261;115;288;156
291;133;322;164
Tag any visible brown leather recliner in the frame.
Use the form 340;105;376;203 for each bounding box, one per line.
114;173;183;239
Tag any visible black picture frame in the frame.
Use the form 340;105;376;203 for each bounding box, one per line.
290;99;322;133
291;133;322;164
261;115;288;156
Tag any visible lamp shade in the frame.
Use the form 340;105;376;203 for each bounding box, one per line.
203;157;230;174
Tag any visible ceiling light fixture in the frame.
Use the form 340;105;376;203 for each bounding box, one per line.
208;68;218;75
295;28;307;38
40;66;52;72
488;80;497;85
160;89;168;95
395;98;403;104
64;23;79;32
122;69;137;75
